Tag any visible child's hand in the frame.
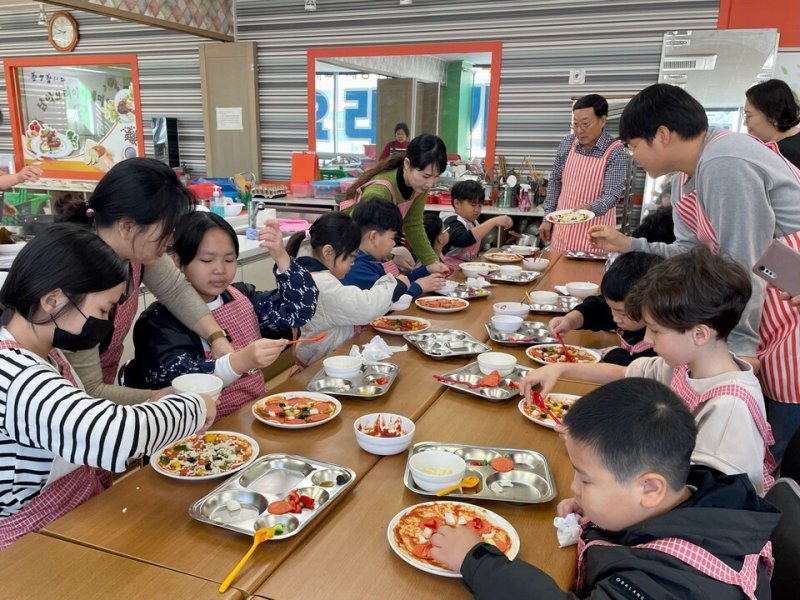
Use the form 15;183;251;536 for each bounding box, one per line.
391;247;415;272
233;339;288;373
549;311;583;336
258;220;291;272
426;262;451;276
429;526;483;573
197;393;218;434
417;273;445;293
520;364;564;400
557;497;588;524
396;274;411;288
492;215;513;230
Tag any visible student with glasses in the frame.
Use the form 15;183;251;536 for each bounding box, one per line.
539;94;628;253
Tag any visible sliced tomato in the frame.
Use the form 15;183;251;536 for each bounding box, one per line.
287;490;300;504
267;500;293;515
411;541;432;559
421;517;439;531
490;456;514;473
305;413;331;422
467;517;489;534
477;370;501;387
493;534;510;553
299;495;315;509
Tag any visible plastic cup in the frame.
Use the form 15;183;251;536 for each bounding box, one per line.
172;373;224;400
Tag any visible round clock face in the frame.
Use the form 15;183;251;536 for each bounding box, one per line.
49;13;78;51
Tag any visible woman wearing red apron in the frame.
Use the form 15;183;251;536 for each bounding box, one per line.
0;225;211;548
56;158;235;406
127;212;318;420
589;84;800;463
341;133;450;275
540;94;628;253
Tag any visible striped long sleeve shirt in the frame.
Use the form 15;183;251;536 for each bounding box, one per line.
0;346;206;519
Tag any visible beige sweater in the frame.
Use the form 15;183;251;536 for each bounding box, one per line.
64;253;209;405
626;355;767;495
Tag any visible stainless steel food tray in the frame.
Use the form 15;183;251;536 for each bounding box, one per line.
435;284;492;300
522;295;581;314
305;361;399;398
404;329;491;359
403;442;556;504
189;453;356;538
564;250;608;261
486;271;540;285
485;321;557;345
434;361;531;402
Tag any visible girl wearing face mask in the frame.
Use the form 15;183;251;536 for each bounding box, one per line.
127;212;318;420
342;134;450;276
56;158;235;405
0;224;215;548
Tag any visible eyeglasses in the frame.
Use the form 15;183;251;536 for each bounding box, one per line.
572;120;596;131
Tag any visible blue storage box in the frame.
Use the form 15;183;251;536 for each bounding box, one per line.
311;180;341;199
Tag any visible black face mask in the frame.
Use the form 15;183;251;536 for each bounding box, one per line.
51;300;115;352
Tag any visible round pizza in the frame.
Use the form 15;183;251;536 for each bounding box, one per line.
526;344;600;364
371;317;430;334
545;209;595;224
414;297;469;313
389;501;518;576
519;394;579;429
152;431;257;479
252;393;341;428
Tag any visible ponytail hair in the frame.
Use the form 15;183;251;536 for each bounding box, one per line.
285;212;361;259
346;133;447;199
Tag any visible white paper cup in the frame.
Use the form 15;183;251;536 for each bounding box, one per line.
172;373;224;400
264;208;278;220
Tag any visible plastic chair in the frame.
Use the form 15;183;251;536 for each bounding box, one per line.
764;477;800;600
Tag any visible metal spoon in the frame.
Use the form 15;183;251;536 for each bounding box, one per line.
435;475;481;497
218;527;274;593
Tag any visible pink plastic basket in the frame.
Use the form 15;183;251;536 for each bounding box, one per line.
291;183;314;198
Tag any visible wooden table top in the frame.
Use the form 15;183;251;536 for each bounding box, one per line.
256;379;600;599
0;534;244;599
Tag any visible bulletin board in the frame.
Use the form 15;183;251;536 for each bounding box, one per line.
4;54;145;180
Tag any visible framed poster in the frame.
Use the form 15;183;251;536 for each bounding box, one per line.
4;54;145;180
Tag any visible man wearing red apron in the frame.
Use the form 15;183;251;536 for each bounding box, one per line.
541;94;628;253
588;84;800;463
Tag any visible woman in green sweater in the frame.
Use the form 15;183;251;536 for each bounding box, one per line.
342;134;449;274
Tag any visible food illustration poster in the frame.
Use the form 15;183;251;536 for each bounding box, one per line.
15;64;140;175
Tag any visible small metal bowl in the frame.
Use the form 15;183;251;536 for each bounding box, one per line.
311;468;349;488
352;385;383;397
454;448;501;463
199;490;269;524
294;486;330;508
307;378;351;393
254;513;300;537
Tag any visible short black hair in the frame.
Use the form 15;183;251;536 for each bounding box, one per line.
285;212;361;259
423;212;443;247
619;84;708;143
746;79;800;132
625;247;751;339
564;378;697;490
573;94;609;118
600;251;664;302
172;211;239;266
352;199;403;235
450;180;484;205
394;122;410;136
632;205;676;244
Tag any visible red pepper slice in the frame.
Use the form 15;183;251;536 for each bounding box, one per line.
299;495;315;509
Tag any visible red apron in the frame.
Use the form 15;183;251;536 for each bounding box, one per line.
550;140;622;253
100;262;143;384
0;340;112;548
442;216;481;272
577;530;773;600
616;330;653;355
676;131;800;405
206;286;266;420
669;365;776;494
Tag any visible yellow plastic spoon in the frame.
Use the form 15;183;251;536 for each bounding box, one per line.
435;475;481;497
218;527;274;593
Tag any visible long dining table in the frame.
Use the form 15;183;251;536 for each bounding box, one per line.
30;250;617;597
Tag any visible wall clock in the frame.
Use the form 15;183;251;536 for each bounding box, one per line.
48;12;79;53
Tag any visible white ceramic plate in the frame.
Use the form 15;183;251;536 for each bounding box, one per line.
525;344;601;365
414;296;470;313
29;133;75;158
459;262;501;272
483;252;523;263
387;500;520;577
252;391;341;429
518;394;580;429
150;430;260;481
114;88;136;122
544;209;595;224
370;316;431;335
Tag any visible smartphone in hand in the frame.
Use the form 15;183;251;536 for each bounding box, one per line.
753;240;800;297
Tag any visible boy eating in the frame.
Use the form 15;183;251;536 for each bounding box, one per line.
442;180;512;270
522;249;774;495
549;251;663;365
431;378;779;599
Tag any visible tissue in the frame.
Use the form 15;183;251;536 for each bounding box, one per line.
553;513;581;547
464;277;491;289
350;336;407;364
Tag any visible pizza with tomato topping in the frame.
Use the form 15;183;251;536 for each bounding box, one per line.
525;344;600;365
152;431;258;479
252;392;341;429
388;501;519;576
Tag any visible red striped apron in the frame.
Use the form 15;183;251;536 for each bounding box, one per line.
676;131;800;405
616;330;653;355
205;286;266;420
669;365;776;493
550;139;622;253
0;341;112;548
577;531;773;599
100;262;143;384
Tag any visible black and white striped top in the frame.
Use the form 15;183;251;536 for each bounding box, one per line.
0;345;206;519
